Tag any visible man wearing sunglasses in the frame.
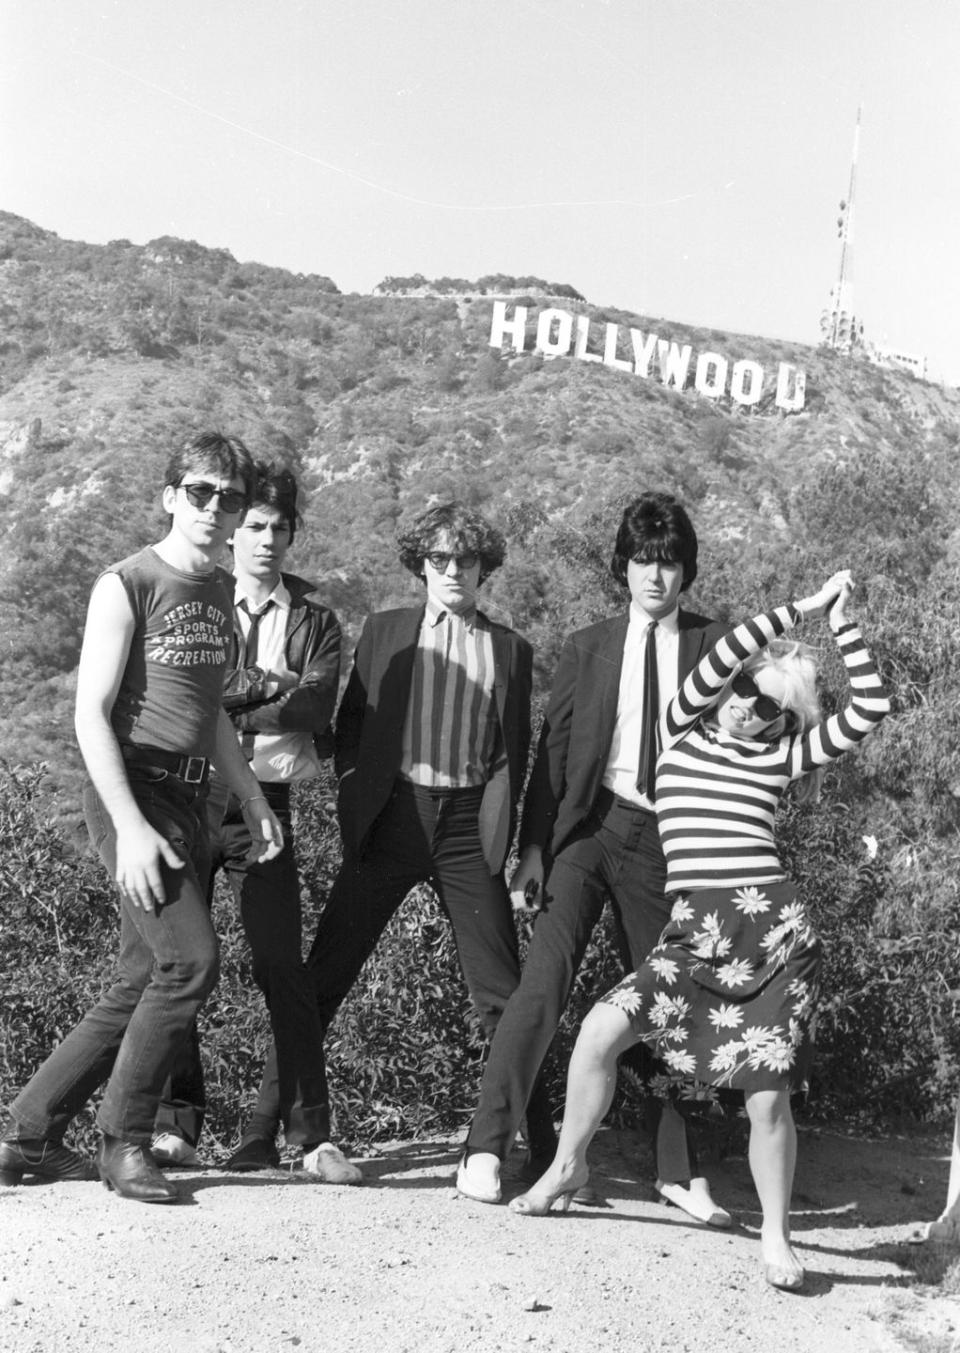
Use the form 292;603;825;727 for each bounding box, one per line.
0;432;283;1204
459;491;731;1216
229;501;555;1178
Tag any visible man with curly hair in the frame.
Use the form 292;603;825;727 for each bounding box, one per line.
228;501;555;1178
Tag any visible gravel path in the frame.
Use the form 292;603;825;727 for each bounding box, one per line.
1;1126;956;1353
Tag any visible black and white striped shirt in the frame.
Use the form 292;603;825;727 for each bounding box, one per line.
656;605;891;893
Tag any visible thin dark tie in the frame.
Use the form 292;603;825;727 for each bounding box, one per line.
240;601;272;760
637;620;659;801
243;599;272;669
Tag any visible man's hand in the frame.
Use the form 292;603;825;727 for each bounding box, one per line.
509;847;544;913
115;820;185;913
797;569;853;620
241;796;284;863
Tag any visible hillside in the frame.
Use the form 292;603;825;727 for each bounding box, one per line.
3;212;958;746
0;208;957;766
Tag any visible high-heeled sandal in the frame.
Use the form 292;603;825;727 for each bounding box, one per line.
655;1178;732;1229
509;1170;590;1217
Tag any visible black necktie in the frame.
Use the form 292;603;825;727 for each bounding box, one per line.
637;620;659;801
240;600;272;760
243;599;272;669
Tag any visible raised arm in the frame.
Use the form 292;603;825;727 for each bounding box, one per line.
788;583;891;776
661;571;854;747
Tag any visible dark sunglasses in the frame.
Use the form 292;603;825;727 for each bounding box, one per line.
180;481;247;514
426;552;479;572
731;671;785;723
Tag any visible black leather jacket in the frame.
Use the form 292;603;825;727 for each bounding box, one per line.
221;572;341;758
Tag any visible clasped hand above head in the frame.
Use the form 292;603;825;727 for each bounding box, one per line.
798;569;854;622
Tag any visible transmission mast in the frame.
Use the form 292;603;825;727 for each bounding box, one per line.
821;106;863;352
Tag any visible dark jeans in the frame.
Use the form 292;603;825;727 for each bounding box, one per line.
156;781;330;1147
8;769;219;1146
466;790;685;1166
245;779;556;1155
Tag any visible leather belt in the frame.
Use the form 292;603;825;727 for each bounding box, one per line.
121;744;211;785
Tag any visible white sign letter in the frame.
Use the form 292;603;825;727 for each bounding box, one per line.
730;359;764;406
602;323;633;373
489;301;528;353
694;352;728;400
574;315;603;365
630;329;658;378
536;308;574;359
658;340;693;390
775;363;806;412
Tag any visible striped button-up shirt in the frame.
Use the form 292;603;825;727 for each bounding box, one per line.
400;601;498;788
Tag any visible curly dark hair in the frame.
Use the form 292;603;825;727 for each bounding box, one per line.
609;491;699;591
397;502;506;583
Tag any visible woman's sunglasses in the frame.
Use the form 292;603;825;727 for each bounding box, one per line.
730;671;785;723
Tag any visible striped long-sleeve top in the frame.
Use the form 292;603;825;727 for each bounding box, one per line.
655;604;891;894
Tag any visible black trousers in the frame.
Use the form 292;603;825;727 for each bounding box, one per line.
466;789;696;1178
245;779;556;1154
156;780;330;1147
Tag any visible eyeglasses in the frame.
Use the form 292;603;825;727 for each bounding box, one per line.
730;671;785;723
179;481;247;515
425;552;479;573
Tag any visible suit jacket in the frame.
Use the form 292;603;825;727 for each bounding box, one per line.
519;608;726;858
334;604;532;874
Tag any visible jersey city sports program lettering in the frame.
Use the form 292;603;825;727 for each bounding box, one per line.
488;302;806;412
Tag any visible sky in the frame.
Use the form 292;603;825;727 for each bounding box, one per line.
4;0;960;381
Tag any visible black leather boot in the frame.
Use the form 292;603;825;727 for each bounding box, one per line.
96;1135;179;1203
0;1138;98;1185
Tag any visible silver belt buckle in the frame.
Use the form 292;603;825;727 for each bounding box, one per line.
182;756;207;784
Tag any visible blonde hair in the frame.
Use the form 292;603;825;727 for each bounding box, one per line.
744;641;824;803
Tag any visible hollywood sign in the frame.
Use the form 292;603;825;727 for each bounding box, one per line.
488;301;806;411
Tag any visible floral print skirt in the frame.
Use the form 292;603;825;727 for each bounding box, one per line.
602;881;823;1095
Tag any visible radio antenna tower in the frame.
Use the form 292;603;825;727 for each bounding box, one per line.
821;106;863;352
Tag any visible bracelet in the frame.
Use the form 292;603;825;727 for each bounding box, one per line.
240;794;268;809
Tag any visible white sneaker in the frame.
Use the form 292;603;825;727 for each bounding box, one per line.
456;1152;502;1204
151;1132;200;1167
302;1142;362;1184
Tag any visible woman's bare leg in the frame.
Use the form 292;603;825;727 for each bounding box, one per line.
744;1088;802;1279
511;1002;637;1209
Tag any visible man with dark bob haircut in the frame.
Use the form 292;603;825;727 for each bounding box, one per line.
459;491;732;1220
230;500;555;1178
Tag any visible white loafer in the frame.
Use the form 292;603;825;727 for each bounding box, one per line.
302;1142;363;1184
456;1152;502;1204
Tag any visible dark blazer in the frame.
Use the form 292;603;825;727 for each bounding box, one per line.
334;605;532;874
519;608;726;858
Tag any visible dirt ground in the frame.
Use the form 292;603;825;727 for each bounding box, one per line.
2;1124;959;1353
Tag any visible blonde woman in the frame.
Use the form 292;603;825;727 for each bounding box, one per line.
510;572;890;1294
